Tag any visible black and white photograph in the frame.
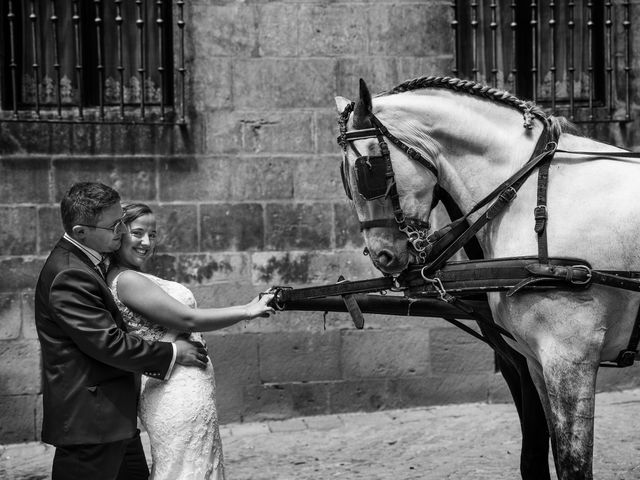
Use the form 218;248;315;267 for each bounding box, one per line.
1;1;640;479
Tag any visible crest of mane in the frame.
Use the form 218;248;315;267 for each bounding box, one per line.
378;76;576;138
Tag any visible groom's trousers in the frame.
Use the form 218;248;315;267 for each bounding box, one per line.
52;429;149;480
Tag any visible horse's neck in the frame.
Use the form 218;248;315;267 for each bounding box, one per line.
433;110;543;218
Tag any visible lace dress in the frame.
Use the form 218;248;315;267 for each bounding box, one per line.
110;271;225;480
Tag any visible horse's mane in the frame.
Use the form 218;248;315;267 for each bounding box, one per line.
380;76;577;137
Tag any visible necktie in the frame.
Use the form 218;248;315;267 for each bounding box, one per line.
97;259;109;278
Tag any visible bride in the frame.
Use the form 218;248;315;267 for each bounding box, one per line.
106;203;275;480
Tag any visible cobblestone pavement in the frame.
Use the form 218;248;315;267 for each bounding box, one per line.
3;389;640;479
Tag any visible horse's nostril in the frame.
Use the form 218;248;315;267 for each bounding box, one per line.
376;250;395;267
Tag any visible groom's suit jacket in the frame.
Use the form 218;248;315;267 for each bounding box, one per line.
35;237;174;446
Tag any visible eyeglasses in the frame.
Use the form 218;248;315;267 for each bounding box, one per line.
77;218;127;235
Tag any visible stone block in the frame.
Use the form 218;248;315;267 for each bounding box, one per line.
0;340;41;395
153;204;198;252
0;257;45;292
243;383;294;421
0;124;25;155
265;203;332;250
21;291;38;340
201;203;264;251
488;371;515;404
240;111;314;154
369;3;453;57
52;157;156;202
232;59;336;109
298;4;367;56
430;326;495;374
293;156;343;200
315;110;342;154
342;328;431;379
47;123;75;155
336;57;399;101
159;156;294;202
328;378;389;414
69;123;98;155
251;252;312;285
256;4;299;57
144;254;178;281
334;202;364;249
0;395;38;443
251;250;376;285
176;253;249;286
202;333;260;423
228;157;295;200
203;333;260;386
0;158;50;204
0;207;37;255
190;282;261;310
192;58;233;112
259;330;341;382
290;382;330;416
596;365;640;392
216;382;245;424
0;293;21;340
3;123;54;154
397;57;455;83
192;4;256;58
37;206;63;255
386;374;492;408
202;110;243;154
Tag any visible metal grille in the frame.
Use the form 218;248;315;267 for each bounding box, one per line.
451;0;632;123
0;0;186;125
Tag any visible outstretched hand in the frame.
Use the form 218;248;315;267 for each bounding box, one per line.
246;293;276;319
174;338;209;369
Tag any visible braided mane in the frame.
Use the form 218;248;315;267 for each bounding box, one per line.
382;76;552;130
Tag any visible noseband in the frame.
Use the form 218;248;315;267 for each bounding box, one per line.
337;102;439;262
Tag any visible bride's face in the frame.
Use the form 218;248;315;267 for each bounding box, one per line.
117;214;158;270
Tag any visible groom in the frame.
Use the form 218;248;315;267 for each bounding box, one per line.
35;182;209;480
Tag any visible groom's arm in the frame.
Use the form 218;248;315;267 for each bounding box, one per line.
50;268;174;379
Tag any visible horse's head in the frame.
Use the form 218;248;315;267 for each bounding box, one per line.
335;79;439;276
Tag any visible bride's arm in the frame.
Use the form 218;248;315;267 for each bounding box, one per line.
116;270;274;332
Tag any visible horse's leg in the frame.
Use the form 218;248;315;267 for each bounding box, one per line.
538;351;599;480
479;320;551;480
494;348;551;480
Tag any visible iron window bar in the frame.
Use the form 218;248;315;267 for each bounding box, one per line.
1;0;186;125
450;0;633;124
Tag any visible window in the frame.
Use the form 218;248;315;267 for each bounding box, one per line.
0;0;186;124
451;1;632;123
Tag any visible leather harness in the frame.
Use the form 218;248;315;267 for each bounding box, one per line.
333;101;640;368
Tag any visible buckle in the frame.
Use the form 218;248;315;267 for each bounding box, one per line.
534;205;547;219
570;265;592;285
499;186;517;203
616;349;638;367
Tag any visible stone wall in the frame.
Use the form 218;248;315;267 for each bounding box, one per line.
2;0;640;444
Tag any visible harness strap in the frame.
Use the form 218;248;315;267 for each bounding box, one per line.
369;114;439;178
535;160;551;263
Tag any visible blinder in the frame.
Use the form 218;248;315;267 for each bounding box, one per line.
337;101;438;262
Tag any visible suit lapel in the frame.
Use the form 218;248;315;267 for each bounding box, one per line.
56;238;127;331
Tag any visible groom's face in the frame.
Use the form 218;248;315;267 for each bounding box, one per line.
81;203;126;253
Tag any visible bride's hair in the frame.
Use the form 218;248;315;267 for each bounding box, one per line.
122;202;153;225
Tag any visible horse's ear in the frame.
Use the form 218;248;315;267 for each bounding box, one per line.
335;96;352;114
353;78;373;129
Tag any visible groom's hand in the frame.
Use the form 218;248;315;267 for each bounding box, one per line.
174;338;209;369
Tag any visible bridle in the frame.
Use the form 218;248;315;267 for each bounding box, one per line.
337;101;439;262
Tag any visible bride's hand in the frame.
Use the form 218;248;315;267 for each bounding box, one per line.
245;293;276;319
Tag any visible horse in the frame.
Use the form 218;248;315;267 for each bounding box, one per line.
334;76;640;480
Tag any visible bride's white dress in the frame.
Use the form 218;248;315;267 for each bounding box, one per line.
110;271;225;480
